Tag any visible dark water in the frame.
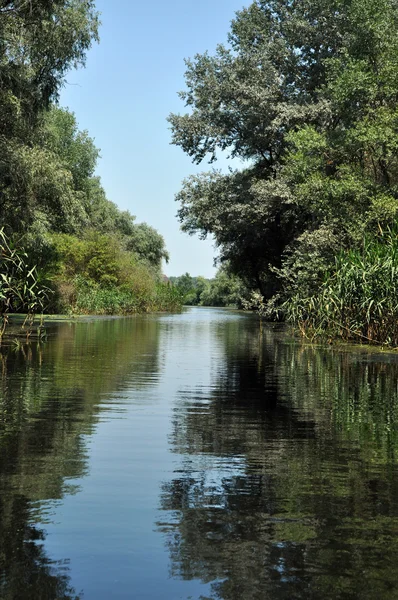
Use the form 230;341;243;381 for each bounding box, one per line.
1;308;398;599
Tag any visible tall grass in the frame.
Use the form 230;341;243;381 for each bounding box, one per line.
285;228;398;346
0;228;52;338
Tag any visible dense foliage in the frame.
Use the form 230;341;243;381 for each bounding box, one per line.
285;228;398;345
170;0;398;344
0;1;179;316
170;268;249;308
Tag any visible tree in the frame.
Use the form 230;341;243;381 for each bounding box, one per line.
125;223;169;270
0;2;177;315
0;0;99;134
200;267;249;307
170;0;398;308
176;169;296;297
0;0;100;236
41;106;99;190
170;273;210;305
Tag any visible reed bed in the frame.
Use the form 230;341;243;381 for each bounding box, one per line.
285;230;398;346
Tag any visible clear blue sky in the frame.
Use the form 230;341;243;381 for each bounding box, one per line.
60;0;250;278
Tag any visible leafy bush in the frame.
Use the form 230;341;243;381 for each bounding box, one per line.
153;283;183;312
47;233;181;315
169;273;208;305
170;269;250;308
200;269;249;308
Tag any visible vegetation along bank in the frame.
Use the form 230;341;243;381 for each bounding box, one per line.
3;0;398;347
170;0;398;346
0;0;181;331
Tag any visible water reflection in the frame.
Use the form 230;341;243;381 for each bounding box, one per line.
158;319;398;600
2;309;398;599
0;317;161;600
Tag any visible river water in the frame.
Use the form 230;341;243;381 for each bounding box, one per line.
1;307;398;599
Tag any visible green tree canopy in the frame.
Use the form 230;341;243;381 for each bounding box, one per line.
0;0;100;237
125;222;169;269
0;0;99;135
170;0;398;305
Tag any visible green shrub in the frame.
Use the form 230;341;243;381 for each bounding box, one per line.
153;283;184;312
46;232;181;315
200;269;249;308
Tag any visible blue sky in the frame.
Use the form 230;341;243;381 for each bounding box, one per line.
60;0;250;277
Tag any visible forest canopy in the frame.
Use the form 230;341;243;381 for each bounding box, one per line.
170;0;398;344
0;0;179;318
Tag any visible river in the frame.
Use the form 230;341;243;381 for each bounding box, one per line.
1;307;398;599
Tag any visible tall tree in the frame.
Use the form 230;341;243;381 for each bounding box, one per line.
0;0;99;236
0;0;99;133
170;0;398;301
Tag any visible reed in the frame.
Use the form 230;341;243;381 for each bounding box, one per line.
0;229;52;339
284;228;398;346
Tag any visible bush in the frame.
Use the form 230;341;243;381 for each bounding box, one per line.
46;233;182;315
153;283;183;312
200;269;249;308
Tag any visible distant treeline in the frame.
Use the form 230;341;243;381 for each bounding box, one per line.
0;0;181;321
170;270;250;308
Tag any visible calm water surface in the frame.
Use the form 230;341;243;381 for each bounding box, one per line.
1;307;398;599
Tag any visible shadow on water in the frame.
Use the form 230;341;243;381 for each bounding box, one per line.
3;308;398;599
0;317;161;600
157;318;398;600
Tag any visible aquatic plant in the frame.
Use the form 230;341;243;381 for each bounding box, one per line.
0;229;52;339
284;228;398;346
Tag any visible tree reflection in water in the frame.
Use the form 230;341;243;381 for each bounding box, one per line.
158;320;398;600
0;495;80;600
0;317;161;600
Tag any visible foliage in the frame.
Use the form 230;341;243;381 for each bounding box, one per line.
52;232;128;288
284;228;398;346
169;0;341;293
152;282;184;313
41;106;99;190
0;0;99;129
48;233;179;314
170;269;249;307
65;277;181;315
200;268;249;308
16;104;170;306
0;229;52;337
0;2;176;317
169;273;208;305
125;223;169;269
171;0;398;340
0;1;100;236
175;170;292;296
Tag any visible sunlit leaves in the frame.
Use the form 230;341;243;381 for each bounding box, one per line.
171;0;398;328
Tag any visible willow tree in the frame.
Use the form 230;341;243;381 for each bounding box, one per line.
0;0;100;236
170;0;398;301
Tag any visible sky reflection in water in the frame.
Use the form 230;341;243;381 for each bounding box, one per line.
1;308;398;599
